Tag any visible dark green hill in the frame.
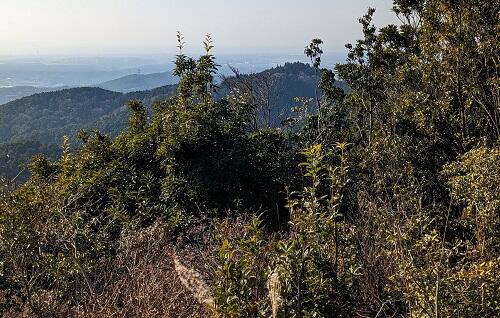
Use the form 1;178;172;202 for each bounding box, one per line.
218;62;348;126
0;87;123;144
0;85;176;180
0;86;176;145
0;140;60;182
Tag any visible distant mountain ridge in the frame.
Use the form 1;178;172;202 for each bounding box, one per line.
96;71;178;92
0;86;69;105
1;62;330;145
0;71;177;105
219;62;320;126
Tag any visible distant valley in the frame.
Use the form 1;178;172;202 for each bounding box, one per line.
0;71;179;105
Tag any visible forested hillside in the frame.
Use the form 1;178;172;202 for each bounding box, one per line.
218;62;348;127
0;86;176;180
0;86;177;144
0;141;60;182
0;1;499;317
0;63;323;180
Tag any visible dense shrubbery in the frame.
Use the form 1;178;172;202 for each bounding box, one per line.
1;0;499;317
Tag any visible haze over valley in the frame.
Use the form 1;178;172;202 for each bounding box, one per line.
0;53;345;103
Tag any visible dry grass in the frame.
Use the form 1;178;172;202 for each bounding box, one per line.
267;271;282;318
3;221;216;318
173;254;214;309
74;222;213;318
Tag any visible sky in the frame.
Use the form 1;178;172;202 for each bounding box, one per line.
0;0;398;56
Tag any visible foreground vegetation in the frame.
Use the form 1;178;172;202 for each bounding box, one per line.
1;0;499;317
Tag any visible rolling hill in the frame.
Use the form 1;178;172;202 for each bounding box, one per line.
97;71;178;92
0;85;177;145
0;62;346;180
0;85;176;181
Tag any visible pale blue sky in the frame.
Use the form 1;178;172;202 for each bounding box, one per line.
1;0;398;56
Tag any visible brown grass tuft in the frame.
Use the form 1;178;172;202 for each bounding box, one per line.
173;254;215;308
267;270;282;318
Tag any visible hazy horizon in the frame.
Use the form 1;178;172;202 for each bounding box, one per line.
1;0;398;56
0;52;347;89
